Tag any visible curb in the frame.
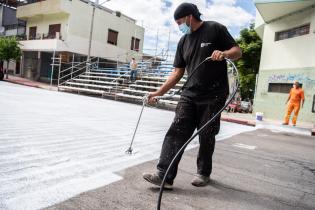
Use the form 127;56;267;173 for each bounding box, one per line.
3;79;57;91
221;116;256;127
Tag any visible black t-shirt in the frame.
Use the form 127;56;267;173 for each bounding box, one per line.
173;21;238;99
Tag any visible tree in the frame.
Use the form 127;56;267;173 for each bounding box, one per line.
0;36;22;79
236;23;262;99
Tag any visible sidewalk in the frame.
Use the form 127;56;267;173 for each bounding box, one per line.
2;75;57;91
221;112;315;136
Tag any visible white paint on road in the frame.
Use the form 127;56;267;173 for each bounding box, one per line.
233;143;257;150
0;82;256;210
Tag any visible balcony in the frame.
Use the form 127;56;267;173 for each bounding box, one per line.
17;0;69;20
255;0;315;23
18;32;63;41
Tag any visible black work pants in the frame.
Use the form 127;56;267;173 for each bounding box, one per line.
157;95;226;184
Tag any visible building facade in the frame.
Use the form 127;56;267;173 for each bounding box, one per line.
15;0;144;82
254;0;315;123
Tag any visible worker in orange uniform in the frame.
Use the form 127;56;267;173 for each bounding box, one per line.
283;81;305;126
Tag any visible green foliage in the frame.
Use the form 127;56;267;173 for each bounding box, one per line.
236;23;262;99
0;36;21;62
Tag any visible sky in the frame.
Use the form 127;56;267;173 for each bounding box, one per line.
101;0;256;56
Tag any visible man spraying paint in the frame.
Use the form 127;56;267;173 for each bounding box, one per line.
283;81;305;126
143;3;242;189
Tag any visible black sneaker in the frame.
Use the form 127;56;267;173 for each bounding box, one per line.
191;174;210;187
142;172;173;190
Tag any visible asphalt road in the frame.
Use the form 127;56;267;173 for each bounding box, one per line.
46;129;315;210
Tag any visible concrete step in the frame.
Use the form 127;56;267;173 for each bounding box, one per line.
128;84;178;94
121;89;181;101
136;80;182;88
116;93;178;106
139;76;186;84
65;82;113;91
129;84;159;91
72;78;118;86
86;72;130;78
58;86;105;95
79;75;125;81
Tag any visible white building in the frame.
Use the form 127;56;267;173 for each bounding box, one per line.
254;0;315;124
14;0;144;82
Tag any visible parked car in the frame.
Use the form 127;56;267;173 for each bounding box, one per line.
240;101;252;113
226;100;241;113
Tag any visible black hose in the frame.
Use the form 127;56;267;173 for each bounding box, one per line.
156;58;239;210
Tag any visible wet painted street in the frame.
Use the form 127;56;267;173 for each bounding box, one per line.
0;82;256;210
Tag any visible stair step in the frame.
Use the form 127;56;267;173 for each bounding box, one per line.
136;80;182;88
116;93;178;105
58;86;105;94
92;69;130;73
129;84;159;90
128;84;178;94
122;89;181;101
122;89;149;95
65;82;113;90
72;78;118;86
85;72;129;77
79;75;125;81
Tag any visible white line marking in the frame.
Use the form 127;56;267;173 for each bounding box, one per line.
233;143;257;150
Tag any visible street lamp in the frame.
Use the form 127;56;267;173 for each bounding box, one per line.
86;0;111;71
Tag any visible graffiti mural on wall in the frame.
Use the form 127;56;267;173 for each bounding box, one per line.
268;73;315;88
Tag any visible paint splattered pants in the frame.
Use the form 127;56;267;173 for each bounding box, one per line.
284;102;300;125
157;95;226;184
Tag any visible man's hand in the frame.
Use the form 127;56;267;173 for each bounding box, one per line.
147;91;162;105
211;50;225;61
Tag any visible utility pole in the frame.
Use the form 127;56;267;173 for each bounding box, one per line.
87;0;111;71
166;29;171;61
154;28;159;63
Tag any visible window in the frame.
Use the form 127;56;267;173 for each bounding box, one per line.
268;83;302;93
275;23;310;41
46;24;61;39
5;25;17;30
29;26;37;40
131;37;140;51
107;29;118;45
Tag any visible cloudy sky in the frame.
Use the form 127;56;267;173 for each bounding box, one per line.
101;0;256;55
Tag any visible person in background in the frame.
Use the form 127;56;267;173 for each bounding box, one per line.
283;81;305;126
129;58;138;82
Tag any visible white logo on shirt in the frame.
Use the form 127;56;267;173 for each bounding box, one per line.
201;42;212;48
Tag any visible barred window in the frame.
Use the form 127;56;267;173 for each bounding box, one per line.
29;26;37;40
48;24;61;39
131;37;140;51
275;23;310;41
108;29;118;45
268;83;302;93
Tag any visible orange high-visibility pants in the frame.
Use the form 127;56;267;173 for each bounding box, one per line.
284;102;300;125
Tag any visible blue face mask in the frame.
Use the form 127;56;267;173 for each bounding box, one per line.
178;16;191;35
179;22;191;35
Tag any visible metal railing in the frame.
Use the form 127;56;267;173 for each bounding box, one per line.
57;57;98;87
56;50;179;97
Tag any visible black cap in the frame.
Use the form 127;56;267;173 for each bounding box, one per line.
174;3;202;21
